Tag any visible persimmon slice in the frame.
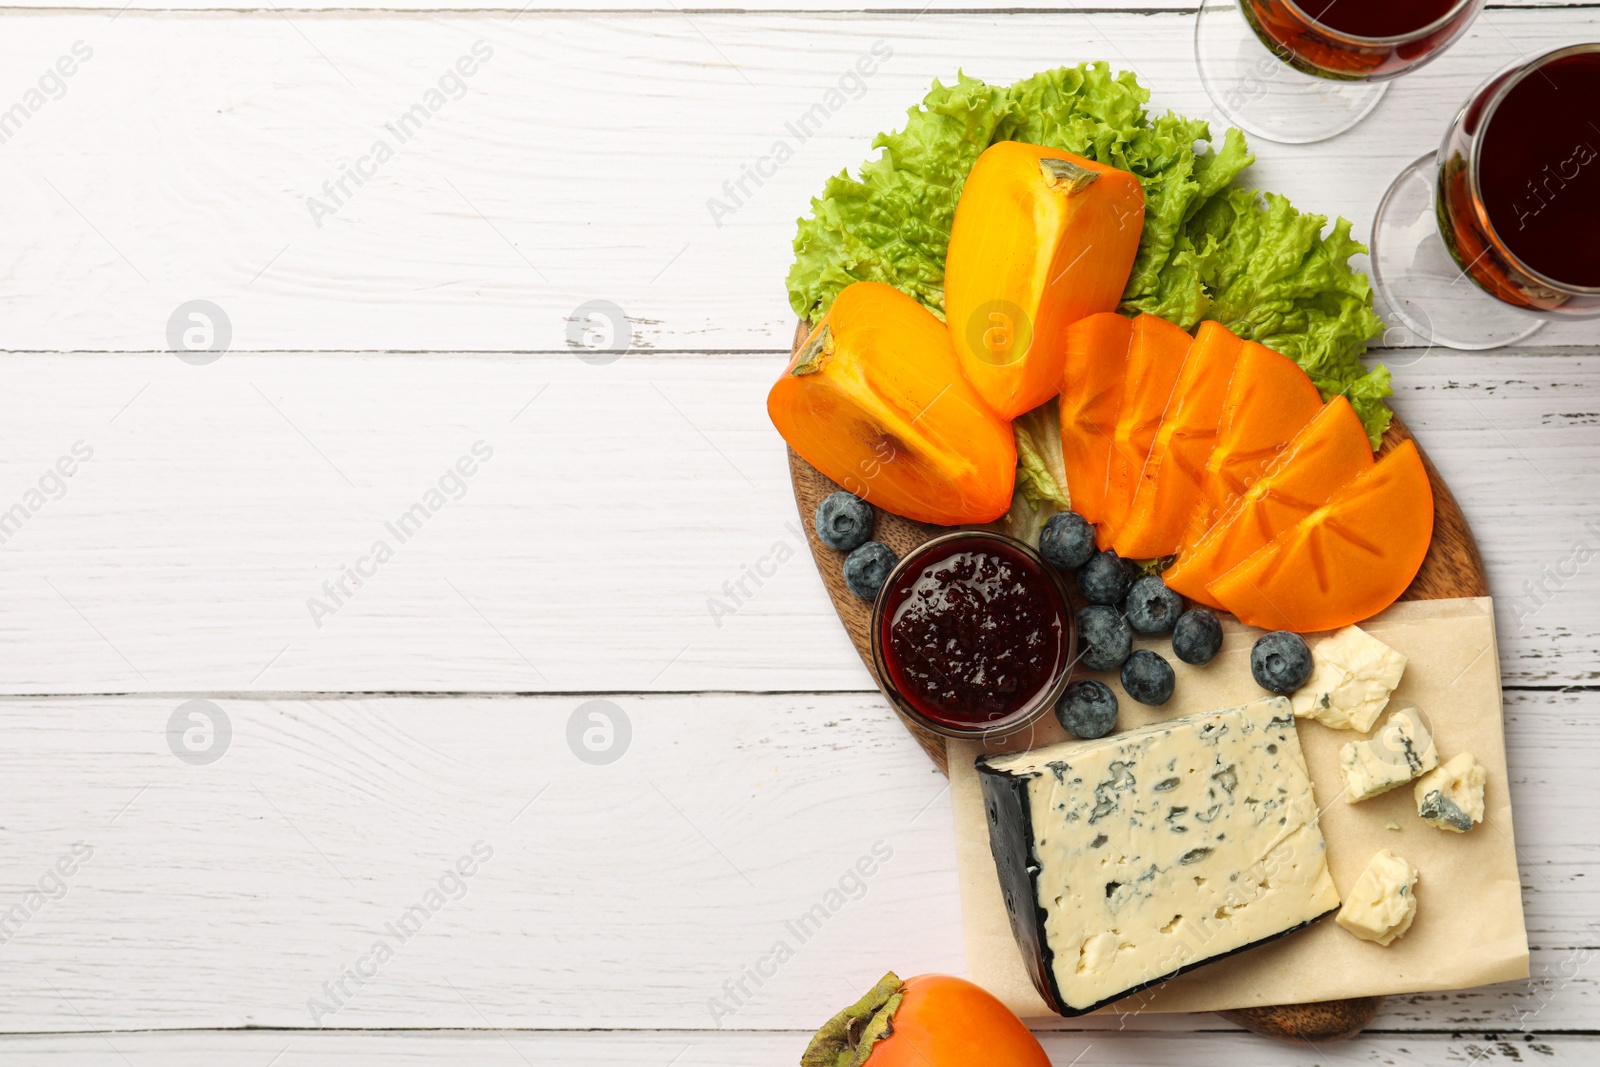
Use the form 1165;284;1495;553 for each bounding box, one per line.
1207;440;1434;632
767;282;1017;525
944;141;1146;420
1098;314;1192;548
1179;339;1324;551
1114;321;1245;559
1059;312;1133;525
1163;396;1373;607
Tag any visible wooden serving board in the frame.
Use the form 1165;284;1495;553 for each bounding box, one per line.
786;321;1490;1042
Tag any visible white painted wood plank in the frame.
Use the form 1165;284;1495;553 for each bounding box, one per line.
0;692;960;1032
0;690;1589;1033
0;10;1595;351
1385;351;1600;683
0;351;1596;694
0;1029;1592;1066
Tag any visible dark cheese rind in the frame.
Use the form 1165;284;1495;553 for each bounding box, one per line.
977;759;1068;1014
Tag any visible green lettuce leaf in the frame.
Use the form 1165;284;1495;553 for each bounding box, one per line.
1005;400;1071;546
786;64;1390;446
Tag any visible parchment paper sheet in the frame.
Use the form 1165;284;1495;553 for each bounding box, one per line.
949;596;1529;1017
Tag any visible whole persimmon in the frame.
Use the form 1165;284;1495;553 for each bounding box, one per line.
800;972;1049;1067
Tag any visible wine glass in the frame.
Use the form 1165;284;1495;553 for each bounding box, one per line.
1370;43;1600;350
1195;0;1484;144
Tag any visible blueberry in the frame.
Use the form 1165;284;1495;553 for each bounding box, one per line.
1251;631;1313;694
814;491;874;552
1077;550;1134;606
1122;575;1183;635
1171;608;1224;666
1076;604;1132;672
843;541;897;600
1039;511;1097;571
1121;649;1176;706
1057;679;1118;739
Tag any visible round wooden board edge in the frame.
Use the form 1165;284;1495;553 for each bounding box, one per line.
781;318;1492;1042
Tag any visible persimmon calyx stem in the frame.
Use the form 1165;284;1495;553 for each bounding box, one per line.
1040;157;1099;194
800;971;905;1067
793;324;835;375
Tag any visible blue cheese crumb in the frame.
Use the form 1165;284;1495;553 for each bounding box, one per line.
1339;707;1438;802
1292;626;1407;732
1337;849;1419;946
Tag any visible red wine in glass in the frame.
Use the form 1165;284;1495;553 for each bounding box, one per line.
1299;0;1461;38
1195;0;1483;144
1370;43;1600;350
1439;46;1600;308
1239;0;1481;80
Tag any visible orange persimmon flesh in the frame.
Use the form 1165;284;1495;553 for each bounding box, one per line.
1059;312;1133;526
1113;321;1245;559
1179;338;1325;551
767;281;1016;526
1208;440;1434;632
1098;314;1193;548
1163;396;1374;608
944;141;1146;420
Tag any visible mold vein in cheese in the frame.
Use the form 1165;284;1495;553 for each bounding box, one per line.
1415;752;1487;832
977;697;1341;1016
1338;706;1438;802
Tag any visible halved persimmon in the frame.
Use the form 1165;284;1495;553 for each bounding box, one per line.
767;282;1016;525
1179;339;1324;551
1207;439;1434;632
1113;321;1245;559
944;141;1146;420
1163;396;1374;607
1059;312;1133;526
1099;314;1192;547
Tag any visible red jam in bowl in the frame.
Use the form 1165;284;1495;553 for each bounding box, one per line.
878;535;1070;730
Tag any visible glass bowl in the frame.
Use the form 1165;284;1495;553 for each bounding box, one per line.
869;530;1078;742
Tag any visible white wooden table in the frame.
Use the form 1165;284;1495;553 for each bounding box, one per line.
0;1;1596;1063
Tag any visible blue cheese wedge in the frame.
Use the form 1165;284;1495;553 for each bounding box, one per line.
1338;706;1438;802
1291;625;1407;731
1414;752;1487;832
1336;849;1419;945
976;697;1341;1016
